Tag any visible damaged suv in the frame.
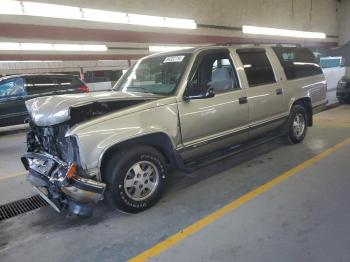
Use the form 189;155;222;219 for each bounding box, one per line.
21;46;327;215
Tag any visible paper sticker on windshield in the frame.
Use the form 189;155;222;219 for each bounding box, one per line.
163;56;185;63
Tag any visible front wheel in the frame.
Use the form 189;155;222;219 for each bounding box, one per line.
284;105;308;144
104;146;167;213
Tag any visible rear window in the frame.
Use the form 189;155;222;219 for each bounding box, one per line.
272;47;322;80
237;49;276;87
25;76;56;94
52;76;83;90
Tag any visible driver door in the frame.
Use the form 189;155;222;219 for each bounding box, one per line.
177;49;249;160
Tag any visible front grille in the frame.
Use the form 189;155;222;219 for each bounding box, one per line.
0;195;48;221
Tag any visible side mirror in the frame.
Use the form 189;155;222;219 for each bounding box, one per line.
184;85;215;101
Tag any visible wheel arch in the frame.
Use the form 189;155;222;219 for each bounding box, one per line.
99;132;182;180
290;97;313;126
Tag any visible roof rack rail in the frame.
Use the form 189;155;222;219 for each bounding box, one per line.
217;42;302;47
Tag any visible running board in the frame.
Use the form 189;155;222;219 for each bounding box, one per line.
183;134;282;172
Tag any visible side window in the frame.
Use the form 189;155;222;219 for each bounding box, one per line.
25;76;56;94
53;77;81;90
188;52;239;95
272;47;323;80
0;78;25;98
237;49;276;87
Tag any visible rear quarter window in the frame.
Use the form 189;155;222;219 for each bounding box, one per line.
272;47;322;80
25;76;56;94
52;76;83;90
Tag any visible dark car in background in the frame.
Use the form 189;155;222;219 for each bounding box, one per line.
0;74;89;127
337;76;350;103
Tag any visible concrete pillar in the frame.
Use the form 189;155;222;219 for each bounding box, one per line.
338;0;350;46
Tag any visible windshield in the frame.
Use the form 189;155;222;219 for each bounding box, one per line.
114;54;191;95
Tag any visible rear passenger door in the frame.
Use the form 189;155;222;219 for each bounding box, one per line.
236;48;286;137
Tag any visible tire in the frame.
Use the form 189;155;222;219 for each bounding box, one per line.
104;146;167;213
284;104;308;144
338;97;349;104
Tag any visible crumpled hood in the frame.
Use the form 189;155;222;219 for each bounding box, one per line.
26;91;160;126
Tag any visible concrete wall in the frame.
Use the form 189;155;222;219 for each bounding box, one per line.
338;0;350;46
87;81;113;91
19;0;339;37
0;60;129;75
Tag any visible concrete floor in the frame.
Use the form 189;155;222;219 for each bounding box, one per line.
0;105;350;262
149;142;350;262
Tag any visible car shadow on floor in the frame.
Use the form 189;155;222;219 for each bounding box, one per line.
167;138;285;192
1;138;285;232
2;134;321;240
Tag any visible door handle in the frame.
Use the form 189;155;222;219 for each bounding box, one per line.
239;97;248;104
276;88;283;95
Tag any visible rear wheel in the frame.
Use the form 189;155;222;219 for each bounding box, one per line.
104;146;167;213
284;105;308;144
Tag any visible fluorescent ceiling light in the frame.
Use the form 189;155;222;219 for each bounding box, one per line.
164;18;196;29
0;61;63;63
22;1;81;20
54;44;107;51
82;45;108;51
20;43;53;51
83;8;128;24
128;14;165;27
0;42;21;50
0;1;196;29
0;1;22;15
0;42;107;52
149;45;193;52
53;44;82;51
242;25;326;39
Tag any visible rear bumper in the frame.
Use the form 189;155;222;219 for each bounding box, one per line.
21;152;106;215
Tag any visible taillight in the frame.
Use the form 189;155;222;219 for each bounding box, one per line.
78;85;89;93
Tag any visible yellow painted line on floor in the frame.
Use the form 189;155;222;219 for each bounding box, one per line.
0;171;27;181
129;137;350;262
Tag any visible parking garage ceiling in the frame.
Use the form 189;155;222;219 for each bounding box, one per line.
0;0;341;61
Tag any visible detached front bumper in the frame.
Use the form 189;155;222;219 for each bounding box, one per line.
21;152;106;215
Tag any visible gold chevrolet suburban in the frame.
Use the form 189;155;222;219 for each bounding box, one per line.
21;46;327;215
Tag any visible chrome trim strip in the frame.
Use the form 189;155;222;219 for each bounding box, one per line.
178;114;288;151
249;113;289;129
181;125;250;150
